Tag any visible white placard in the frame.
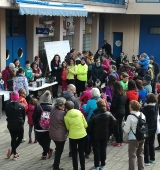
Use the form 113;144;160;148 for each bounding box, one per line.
44;41;70;71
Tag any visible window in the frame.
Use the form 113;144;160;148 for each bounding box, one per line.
150;27;160;34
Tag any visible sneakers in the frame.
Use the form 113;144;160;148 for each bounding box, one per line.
48;149;53;158
100;166;106;170
6;149;12;159
145;163;150;166
41;156;47;160
28;140;32;144
150;160;156;164
13;154;19;160
155;146;160;150
21;138;26;143
111;141;121;147
91;166;100;170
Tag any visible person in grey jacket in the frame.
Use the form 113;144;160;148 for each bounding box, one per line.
143;75;152;93
124;100;145;170
49;98;67;170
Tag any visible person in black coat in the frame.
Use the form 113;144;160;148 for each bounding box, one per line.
91;59;104;85
116;52;126;71
51;54;62;98
102;40;112;55
88;99;116;169
133;63;146;81
150;56;160;94
94;48;103;62
6;91;25;160
110;82;126;146
32;91;53;160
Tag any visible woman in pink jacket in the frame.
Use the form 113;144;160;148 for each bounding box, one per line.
101;54;110;78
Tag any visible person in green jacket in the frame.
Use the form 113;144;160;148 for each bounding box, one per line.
24;61;34;82
76;57;88;97
64;101;87;170
120;72;129;93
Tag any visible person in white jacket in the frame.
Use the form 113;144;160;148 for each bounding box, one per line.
124;100;145;170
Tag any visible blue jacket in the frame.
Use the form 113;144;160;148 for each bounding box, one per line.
138;89;148;104
83;97;100;122
106;71;119;81
139;56;149;70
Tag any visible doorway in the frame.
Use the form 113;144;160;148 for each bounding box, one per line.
113;32;123;58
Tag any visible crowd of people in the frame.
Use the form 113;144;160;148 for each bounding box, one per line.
2;44;160;170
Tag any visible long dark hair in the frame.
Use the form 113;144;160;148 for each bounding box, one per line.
13;59;20;68
16;68;24;76
52;54;61;63
68;57;75;66
114;82;124;95
107;74;116;90
128;80;137;91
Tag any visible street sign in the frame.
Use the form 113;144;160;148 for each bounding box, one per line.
36;27;50;35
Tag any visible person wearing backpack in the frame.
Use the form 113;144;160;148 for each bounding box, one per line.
32;90;53;160
124;100;146;170
142;93;158;166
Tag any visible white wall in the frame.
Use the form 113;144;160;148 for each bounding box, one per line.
104;14;140;60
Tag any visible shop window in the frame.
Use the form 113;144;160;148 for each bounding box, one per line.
150;27;160;34
6;49;10;60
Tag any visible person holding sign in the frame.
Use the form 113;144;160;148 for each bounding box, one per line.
66;58;77;85
51;55;62;98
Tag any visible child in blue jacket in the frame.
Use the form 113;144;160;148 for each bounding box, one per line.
139;53;149;70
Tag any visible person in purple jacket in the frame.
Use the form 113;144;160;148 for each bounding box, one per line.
106;74;116;103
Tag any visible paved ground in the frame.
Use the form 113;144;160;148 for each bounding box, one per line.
1;92;160;170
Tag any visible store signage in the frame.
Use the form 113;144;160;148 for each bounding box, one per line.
36;27;50;35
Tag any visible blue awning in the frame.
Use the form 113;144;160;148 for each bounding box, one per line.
14;1;88;17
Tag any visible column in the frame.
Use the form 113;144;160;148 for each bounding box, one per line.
0;9;6;71
26;15;39;62
74;17;83;52
53;16;63;41
91;13;99;54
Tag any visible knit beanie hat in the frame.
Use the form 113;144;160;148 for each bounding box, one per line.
11;91;19;101
40;90;52;103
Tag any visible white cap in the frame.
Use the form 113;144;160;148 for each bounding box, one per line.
9;63;15;68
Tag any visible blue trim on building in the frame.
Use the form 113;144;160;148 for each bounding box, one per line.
85;0;125;5
136;0;160;3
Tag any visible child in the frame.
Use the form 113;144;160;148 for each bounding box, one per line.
139;53;149;71
27;98;38;144
0;72;4;91
143;75;152;93
120;72;129;93
24;61;34;82
32;62;42;81
61;61;68;91
128;63;136;80
106;65;119;81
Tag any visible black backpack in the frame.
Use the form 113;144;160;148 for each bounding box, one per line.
131;113;148;141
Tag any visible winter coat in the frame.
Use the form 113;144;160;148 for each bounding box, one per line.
13;75;29;96
77;64;88;81
2;66;13;89
88;108;116;140
5;101;25;130
83;97;100;122
51;60;62;84
79;87;92;106
120;80;128;93
24;67;34;81
102;43;111;55
116;56;123;71
106;86;113;102
32;67;42;81
139;56;149;70
118;65;131;75
138;89;148;104
110;94;126;116
142;103;158;130
49;107;68;141
133;67;146;81
152;61;160;78
124;111;146;140
64;109;87;139
126;90;139;102
66;65;77;80
61;68;67;81
32;103;53;131
144;83;152;93
19;96;28;112
102;59;110;72
26;104;35;126
106;71;119;81
91;64;104;82
128;69;136;80
65;52;73;65
60;91;79;110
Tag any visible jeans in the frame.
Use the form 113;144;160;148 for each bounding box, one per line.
70;137;86;170
114;115;124;143
53;141;65;169
144;129;156;163
29;125;35;140
35;131;51;156
92;138;107;167
129;140;144;170
9;129;24;155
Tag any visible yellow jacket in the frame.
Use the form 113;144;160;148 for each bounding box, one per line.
77;64;88;81
66;65;77;80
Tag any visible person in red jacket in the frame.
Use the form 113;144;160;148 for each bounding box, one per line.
32;62;42;81
128;63;136;80
61;61;68;91
101;54;110;79
26;97;38;144
2;63;15;90
125;80;138;120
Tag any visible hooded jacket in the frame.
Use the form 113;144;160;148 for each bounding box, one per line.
139;56;149;70
60;91;79;110
5;101;25;130
19;96;28;112
26;104;35;126
79;87;92;106
24;67;34;81
64;109;87;139
88;108;116;140
144;83;152;93
102;59;110;72
118;64;131;75
66;65;77;80
2;66;13;89
138;89;148;104
91;64;104;82
126;90;139;102
77;63;88;81
49;107;68;141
